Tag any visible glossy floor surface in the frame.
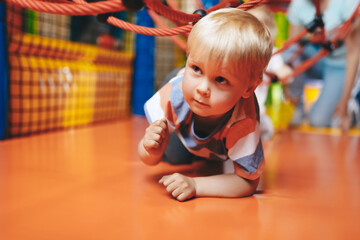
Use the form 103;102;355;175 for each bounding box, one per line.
0;116;359;240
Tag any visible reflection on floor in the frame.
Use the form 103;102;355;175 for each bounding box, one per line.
0;116;359;240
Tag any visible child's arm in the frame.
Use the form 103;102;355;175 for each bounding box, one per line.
138;119;169;166
159;173;259;201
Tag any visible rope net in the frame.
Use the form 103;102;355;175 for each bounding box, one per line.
4;0;360;81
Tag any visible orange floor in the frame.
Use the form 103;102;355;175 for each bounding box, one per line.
0;116;359;240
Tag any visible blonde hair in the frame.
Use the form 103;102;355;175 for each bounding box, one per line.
186;8;273;84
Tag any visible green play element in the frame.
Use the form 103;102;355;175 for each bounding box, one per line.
274;12;289;48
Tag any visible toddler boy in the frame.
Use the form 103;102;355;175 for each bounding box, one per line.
138;8;273;201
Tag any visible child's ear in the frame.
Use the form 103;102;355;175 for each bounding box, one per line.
242;79;262;98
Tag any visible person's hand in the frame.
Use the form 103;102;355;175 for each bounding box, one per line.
142;119;169;159
275;65;294;84
333;98;350;133
159;173;196;201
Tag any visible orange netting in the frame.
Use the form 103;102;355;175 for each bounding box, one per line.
4;0;360;81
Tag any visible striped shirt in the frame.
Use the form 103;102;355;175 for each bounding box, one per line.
144;76;264;180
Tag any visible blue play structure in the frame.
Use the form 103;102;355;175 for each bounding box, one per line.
132;8;155;116
202;0;220;9
0;3;8;140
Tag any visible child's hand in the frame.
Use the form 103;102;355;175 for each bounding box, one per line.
142;119;169;158
275;65;293;84
159;173;196;201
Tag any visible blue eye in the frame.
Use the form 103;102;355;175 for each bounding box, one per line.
215;76;229;85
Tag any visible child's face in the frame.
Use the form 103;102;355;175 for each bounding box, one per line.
182;54;253;119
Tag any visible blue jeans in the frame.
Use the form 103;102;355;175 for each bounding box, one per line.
163;132;195;165
283;44;345;127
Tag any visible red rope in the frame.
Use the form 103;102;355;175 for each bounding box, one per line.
314;0;327;44
5;0;359;82
278;2;360;82
141;0;242;50
273;29;308;55
237;0;265;10
72;0;87;4
290;49;328;78
143;0;244;25
144;0;200;24
274;49;329;83
107;16;192;36
147;9;187;50
313;0;321;16
6;0;125;15
106;0;265;37
27;0;72;3
165;0;180;11
5;0;268;35
330;2;360;44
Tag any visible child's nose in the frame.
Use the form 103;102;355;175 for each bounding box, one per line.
196;79;210;97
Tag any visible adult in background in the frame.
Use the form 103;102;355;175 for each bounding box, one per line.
284;0;360;130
